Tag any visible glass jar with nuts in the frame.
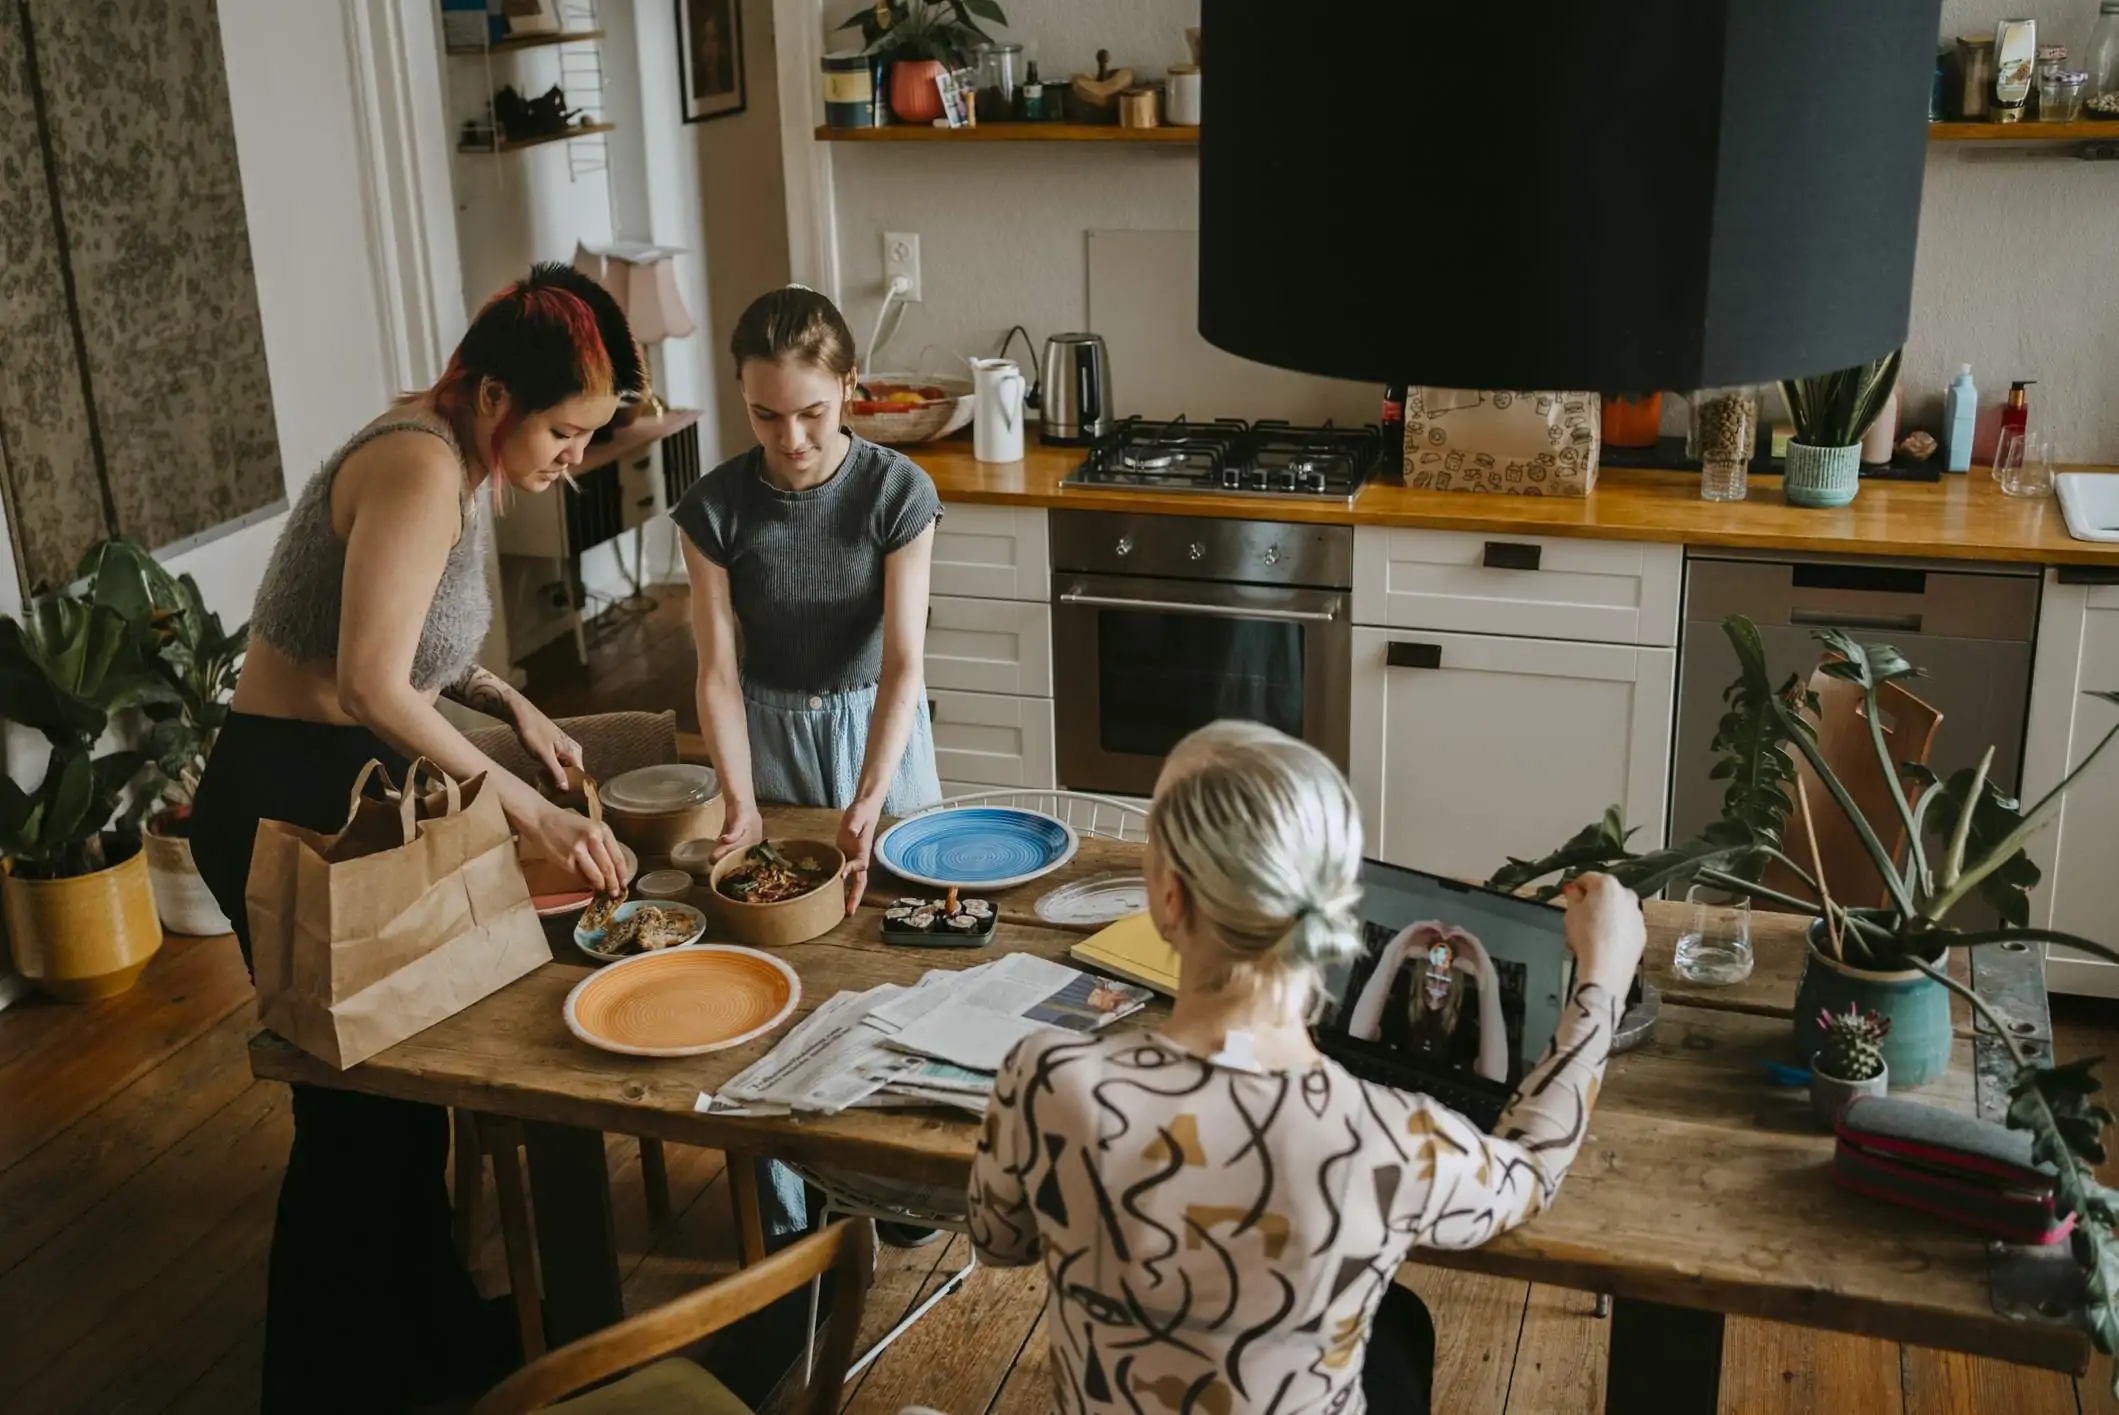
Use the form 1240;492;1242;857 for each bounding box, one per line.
1689;387;1759;503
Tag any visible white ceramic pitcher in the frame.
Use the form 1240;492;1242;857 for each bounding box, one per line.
971;357;1026;463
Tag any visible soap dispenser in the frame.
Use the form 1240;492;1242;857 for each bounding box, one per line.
2001;380;2035;444
1945;365;1978;473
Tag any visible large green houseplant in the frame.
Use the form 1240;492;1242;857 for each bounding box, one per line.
0;557;171;999
1489;614;2119;1382
79;538;248;934
838;0;1008;123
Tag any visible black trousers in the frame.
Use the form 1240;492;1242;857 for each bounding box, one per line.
190;713;511;1413
1362;1282;1437;1415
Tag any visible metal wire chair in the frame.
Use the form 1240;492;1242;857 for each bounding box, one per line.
911;788;1150;843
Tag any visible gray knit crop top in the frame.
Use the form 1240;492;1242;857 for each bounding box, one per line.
249;413;492;692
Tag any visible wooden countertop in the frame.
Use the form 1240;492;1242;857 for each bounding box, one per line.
904;438;2119;567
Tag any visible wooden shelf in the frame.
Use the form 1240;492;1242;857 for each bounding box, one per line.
459;121;618;154
814;122;1198;144
1929;119;2119;141
447;28;605;56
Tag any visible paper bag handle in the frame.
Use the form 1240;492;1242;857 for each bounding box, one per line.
546;766;605;827
395;757;465;843
343;760;401;830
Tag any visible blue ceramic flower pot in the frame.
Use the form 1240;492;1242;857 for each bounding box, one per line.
1784;440;1861;508
1793;924;1952;1089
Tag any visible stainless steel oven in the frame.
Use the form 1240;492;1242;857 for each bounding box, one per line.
1051;510;1352;797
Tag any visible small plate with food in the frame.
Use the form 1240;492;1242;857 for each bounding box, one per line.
574;894;709;964
708;839;847;947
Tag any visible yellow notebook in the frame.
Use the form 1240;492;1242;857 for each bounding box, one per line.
1069;912;1181;997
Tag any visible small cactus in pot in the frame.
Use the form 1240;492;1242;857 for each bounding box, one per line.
1811;1003;1890;1128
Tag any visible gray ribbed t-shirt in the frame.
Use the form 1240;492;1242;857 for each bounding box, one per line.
670;433;941;691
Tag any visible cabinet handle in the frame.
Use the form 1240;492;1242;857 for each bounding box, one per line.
1386;641;1442;670
1789;608;1922;634
2058;566;2119;585
1791;563;1926;595
1482;541;1541;571
928;697;939;722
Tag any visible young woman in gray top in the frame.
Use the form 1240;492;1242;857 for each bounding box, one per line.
671;287;943;909
187;264;643;1412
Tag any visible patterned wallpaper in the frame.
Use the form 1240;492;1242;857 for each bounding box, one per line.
0;0;282;593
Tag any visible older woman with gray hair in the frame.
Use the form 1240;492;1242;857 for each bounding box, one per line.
966;720;1644;1415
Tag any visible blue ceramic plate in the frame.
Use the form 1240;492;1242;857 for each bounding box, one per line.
876;806;1080;891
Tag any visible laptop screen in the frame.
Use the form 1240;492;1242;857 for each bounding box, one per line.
1316;859;1574;1089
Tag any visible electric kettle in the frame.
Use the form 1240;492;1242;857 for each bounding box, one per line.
1039;333;1112;445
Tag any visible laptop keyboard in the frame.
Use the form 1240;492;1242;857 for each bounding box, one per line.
1314;1030;1512;1133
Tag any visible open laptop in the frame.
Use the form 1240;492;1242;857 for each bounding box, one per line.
1312;858;1575;1132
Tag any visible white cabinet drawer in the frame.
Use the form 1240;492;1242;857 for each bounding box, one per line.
1349;626;1674;882
1353;527;1680;646
932;503;1049;602
924;595;1052;697
929;688;1056;789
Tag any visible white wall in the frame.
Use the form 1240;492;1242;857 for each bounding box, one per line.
811;0;2119;458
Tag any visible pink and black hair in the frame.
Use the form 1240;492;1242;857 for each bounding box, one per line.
428;262;647;477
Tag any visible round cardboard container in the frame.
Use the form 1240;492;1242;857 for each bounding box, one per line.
707;839;847;947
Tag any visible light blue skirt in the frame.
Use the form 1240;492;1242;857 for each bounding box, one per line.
743;681;942;814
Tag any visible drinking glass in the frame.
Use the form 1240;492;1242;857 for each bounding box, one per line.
2000;433;2056;498
1674;884;1753;985
1993;428;2026;490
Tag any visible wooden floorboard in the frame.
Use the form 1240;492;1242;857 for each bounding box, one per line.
840;1241;1042;1415
1504;1284;1607;1414
982;1315;1049;1415
1715;1323;1903;1414
1401;1264;1528;1415
0;933;251;1171
164;1319;264;1415
1902;1345;2081;1415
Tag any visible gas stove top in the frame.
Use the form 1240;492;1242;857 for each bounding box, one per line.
1060;417;1385;503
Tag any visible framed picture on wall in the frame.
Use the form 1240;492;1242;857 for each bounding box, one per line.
677;0;746;123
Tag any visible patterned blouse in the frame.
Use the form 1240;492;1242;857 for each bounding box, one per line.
966;974;1624;1415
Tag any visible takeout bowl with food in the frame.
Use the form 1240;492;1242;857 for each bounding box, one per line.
842;375;974;446
574;898;708;965
707;838;846;947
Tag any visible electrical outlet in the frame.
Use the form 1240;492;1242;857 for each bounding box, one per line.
882;231;921;302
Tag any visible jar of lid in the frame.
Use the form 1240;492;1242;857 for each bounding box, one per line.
2040;68;2089;121
1117;84;1161;128
822;50;882;129
973;41;1025;122
1166;63;1202;125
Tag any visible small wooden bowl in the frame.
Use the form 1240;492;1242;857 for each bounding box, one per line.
707;839;847;948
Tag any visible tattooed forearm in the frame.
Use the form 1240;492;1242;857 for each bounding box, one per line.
443;664;517;719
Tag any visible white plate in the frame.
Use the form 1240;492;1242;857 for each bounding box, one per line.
574;899;708;965
1035;873;1151;927
602;763;719;813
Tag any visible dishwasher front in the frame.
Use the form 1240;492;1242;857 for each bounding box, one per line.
1671;551;2043;861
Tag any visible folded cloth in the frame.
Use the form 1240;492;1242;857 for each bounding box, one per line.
1833;1096;2070;1245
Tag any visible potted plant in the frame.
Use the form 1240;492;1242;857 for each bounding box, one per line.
1600;392;1663;449
837;0;1007;125
79;539;247;936
0;570;171;1001
1490;612;2119;1385
1810;1003;1890;1128
1779;349;1903;509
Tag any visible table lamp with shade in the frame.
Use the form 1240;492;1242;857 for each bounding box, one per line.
571;241;695;429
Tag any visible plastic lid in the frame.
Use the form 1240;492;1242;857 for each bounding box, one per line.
1958;363;1974;376
601;764;719;812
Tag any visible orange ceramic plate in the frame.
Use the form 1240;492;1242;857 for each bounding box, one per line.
562;945;800;1058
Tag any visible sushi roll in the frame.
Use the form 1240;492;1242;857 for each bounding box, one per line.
961;898;995;920
885;905;916;924
893;897;925;910
905;909;939;932
943;912;982;934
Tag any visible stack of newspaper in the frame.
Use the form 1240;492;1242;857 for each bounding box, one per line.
694;953;1152;1119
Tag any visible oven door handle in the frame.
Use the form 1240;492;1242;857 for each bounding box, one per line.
1056;590;1339;624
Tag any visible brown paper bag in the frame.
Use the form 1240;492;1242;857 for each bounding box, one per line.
1401;388;1602;496
247;758;549;1069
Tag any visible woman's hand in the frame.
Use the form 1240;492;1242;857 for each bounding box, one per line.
837;796;885;912
509;698;585;788
526;802;629;895
711;797;764;863
1560;872;1647;992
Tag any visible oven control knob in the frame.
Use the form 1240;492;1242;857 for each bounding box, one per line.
1188;542;1205;561
1115;536;1134;557
1262;545;1281;566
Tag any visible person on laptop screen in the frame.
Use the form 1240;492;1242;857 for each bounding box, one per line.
966;721;1644;1415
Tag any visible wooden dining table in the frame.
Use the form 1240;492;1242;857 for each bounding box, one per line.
248;804;2087;1414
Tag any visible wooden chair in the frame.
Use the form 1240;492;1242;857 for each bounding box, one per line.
452;710;686;1351
470;1218;875;1415
1759;664;1943;910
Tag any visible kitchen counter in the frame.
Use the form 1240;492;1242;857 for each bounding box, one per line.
908;439;2119;567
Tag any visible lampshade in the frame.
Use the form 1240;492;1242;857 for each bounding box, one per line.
1196;0;1941;392
570;241;696;346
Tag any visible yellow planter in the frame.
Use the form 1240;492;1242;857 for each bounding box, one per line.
5;840;164;1002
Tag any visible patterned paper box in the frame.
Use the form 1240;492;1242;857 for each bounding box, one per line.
1402;389;1602;497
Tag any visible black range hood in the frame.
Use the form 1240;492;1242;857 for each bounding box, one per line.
1197;0;1943;392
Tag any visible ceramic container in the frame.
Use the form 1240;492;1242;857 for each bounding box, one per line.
889;58;947;124
1794;926;1952;1088
1810;1057;1888;1130
5;840;163;1001
144;812;231;936
707;839;847;947
1783;440;1861;508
